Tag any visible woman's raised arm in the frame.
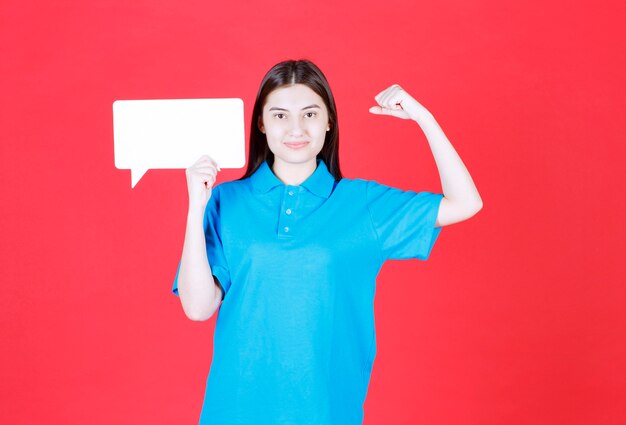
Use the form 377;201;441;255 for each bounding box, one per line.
369;84;483;227
177;155;223;321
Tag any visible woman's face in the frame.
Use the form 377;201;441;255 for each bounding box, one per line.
259;84;330;171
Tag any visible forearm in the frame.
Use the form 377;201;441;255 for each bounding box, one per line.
410;107;483;213
177;209;220;321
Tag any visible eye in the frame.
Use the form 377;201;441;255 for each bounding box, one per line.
304;112;317;118
273;113;286;119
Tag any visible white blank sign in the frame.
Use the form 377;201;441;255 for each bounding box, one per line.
113;98;245;188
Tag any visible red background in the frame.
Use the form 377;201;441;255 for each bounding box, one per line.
1;0;624;424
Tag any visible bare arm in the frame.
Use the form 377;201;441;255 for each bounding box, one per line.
370;85;483;227
412;111;483;227
176;155;223;321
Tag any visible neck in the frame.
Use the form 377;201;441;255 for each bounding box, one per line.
272;158;317;186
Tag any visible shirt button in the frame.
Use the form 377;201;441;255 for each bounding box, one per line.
288;191;294;196
285;209;292;215
283;226;290;233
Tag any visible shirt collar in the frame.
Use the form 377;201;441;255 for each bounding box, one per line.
250;159;335;198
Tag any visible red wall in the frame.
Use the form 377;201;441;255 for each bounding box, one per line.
1;0;624;424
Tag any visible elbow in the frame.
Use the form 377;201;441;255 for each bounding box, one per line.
472;198;483;215
467;199;483;218
183;305;218;322
177;277;222;321
461;198;483;221
437;196;483;227
180;294;220;322
184;309;211;322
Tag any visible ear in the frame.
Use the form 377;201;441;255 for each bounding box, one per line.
326;121;331;132
258;116;265;133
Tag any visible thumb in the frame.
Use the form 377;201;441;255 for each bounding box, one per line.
370;106;399;116
369;106;386;114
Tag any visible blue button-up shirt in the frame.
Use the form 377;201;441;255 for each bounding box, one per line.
173;159;443;425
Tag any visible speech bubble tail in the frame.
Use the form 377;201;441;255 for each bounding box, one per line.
131;168;148;188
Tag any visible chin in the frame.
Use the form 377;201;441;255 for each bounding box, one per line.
274;153;319;166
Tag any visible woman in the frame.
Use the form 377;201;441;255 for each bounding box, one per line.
173;59;482;425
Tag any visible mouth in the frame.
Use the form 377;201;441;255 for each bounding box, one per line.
284;141;309;149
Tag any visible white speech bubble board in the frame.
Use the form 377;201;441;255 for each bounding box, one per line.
113;98;245;188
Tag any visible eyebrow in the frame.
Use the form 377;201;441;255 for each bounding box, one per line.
268;104;321;112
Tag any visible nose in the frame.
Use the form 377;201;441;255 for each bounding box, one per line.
288;117;304;137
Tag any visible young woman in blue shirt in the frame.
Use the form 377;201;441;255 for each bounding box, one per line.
173;59;482;425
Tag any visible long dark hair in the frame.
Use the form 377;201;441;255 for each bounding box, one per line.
238;59;342;181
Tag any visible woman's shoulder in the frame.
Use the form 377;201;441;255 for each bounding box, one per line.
332;177;372;199
336;176;380;190
336;176;426;197
337;176;370;186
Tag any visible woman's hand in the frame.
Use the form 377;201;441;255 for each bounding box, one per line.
186;155;221;213
369;84;432;121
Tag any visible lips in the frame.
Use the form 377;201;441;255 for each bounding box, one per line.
285;141;309;149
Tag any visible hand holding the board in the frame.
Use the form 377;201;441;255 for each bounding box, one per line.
369;84;433;121
186;155;221;212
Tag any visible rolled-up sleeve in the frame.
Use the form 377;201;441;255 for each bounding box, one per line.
366;180;443;261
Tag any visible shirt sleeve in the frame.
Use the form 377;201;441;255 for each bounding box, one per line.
172;185;231;300
366;180;444;261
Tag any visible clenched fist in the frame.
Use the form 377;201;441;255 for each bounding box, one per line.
186;155;221;213
369;84;432;121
